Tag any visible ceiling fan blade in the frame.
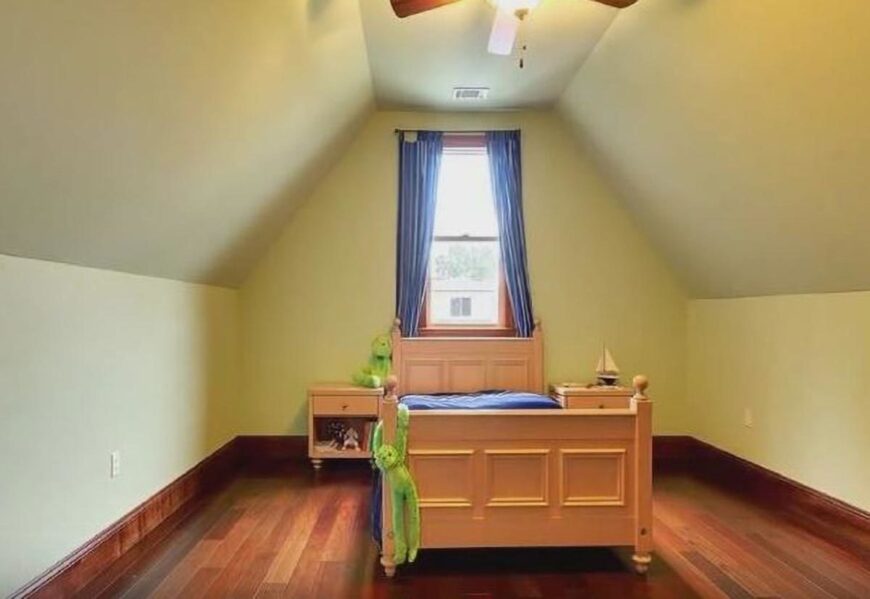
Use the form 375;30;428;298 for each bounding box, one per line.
589;0;639;8
487;10;520;56
389;0;464;18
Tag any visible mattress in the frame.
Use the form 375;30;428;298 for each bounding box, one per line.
400;390;560;411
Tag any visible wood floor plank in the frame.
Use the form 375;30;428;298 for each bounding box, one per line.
203;480;282;572
148;539;220;599
654;493;781;597
694;512;823;598
751;517;870;589
204;508;245;541
748;532;862;599
682;551;754;599
652;517;729;599
175;567;222;599
261;516;318;586
202;481;295;598
78;483;240;599
85;465;869;599
251;582;286;599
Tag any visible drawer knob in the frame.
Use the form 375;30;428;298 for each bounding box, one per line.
342;404;349;411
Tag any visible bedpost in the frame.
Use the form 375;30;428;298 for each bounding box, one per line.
380;374;399;578
391;318;402;396
532;319;544;393
631;374;653;574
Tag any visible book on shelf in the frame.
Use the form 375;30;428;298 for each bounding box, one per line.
362;421;375;452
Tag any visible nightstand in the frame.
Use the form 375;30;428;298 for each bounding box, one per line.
550;384;633;410
308;384;382;470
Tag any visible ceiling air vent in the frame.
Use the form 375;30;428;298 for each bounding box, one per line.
452;87;490;101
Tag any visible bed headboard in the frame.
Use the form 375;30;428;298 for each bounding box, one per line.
390;319;544;396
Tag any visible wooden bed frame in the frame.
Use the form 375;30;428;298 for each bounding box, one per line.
378;320;653;578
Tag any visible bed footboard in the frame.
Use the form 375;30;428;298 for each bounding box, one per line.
379;375;653;578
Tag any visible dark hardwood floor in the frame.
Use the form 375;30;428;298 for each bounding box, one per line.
76;463;870;599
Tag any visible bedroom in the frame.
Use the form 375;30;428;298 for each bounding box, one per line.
0;0;868;597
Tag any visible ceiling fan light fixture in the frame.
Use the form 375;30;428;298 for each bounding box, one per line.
494;0;541;14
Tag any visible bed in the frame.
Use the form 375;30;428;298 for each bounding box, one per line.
376;319;654;578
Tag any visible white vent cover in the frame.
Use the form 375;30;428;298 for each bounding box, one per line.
452;87;490;101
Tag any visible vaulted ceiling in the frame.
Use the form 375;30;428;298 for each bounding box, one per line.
1;1;869;297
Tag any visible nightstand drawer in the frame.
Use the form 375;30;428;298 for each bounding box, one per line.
565;396;630;410
312;395;379;416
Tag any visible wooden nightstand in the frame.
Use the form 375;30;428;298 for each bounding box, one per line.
550;384;633;410
308;384;382;470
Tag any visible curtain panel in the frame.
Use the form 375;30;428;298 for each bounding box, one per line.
486;130;535;337
395;131;444;337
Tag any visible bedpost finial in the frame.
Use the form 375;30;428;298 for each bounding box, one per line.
385;375;399;396
632;375;649;399
392;318;402;333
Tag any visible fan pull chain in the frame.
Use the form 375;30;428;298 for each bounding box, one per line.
516;24;527;69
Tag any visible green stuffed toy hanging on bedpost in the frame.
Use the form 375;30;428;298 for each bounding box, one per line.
372;404;420;565
353;334;392;388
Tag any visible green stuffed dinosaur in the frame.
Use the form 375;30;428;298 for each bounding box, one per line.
372;404;420;565
352;334;392;388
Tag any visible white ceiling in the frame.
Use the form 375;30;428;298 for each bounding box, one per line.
360;0;618;110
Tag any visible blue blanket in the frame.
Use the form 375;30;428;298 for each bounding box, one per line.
401;390;560;410
371;391;560;548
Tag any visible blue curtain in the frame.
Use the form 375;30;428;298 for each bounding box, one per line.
396;131;443;337
487;130;535;337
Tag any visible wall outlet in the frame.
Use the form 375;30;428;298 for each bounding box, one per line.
743;408;753;428
110;451;121;478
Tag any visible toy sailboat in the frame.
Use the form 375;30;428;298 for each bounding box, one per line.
595;346;620;387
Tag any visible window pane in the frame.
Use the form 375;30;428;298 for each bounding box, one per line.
429;240;499;325
433;151;499;238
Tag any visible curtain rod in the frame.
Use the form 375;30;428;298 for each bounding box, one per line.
393;128;519;135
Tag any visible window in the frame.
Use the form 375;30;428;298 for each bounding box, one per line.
449;297;472;317
421;136;513;335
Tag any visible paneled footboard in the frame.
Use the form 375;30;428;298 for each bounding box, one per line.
378;375;653;578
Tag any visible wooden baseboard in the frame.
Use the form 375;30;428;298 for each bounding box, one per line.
664;436;870;564
652;435;697;468
236;435;308;465
14;434;869;597
12;439;239;599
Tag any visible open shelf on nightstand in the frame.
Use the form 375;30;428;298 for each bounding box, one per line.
308;384;382;470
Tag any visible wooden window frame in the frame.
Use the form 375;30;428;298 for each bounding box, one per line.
419;134;516;338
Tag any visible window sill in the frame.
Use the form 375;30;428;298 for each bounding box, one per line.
419;326;517;338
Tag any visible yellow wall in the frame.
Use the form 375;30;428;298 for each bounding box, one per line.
240;110;688;436
0;255;240;595
688;293;870;511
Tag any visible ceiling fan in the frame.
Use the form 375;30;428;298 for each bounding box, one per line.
390;0;639;56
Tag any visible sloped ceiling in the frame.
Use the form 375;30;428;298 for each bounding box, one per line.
0;0;374;287
4;1;870;298
560;1;870;298
360;0;617;110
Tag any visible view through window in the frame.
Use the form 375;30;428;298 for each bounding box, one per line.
427;144;503;327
